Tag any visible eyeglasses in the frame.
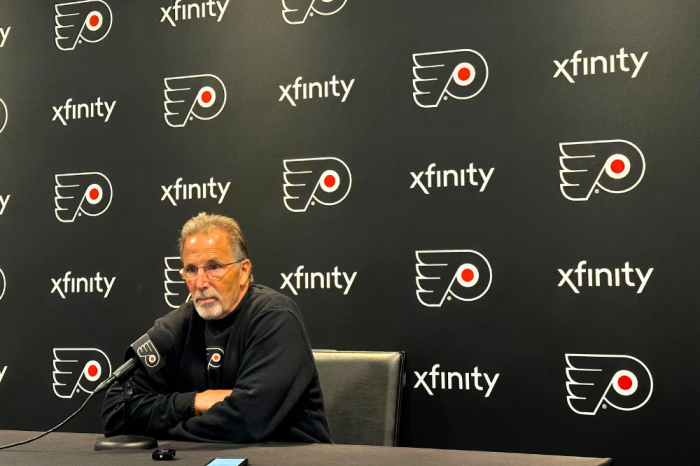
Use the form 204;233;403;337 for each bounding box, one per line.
179;259;245;281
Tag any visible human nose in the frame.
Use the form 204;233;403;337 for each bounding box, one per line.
194;267;210;289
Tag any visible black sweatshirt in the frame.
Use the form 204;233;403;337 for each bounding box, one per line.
101;284;332;443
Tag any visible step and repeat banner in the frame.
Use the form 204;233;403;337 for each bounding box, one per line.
0;1;699;464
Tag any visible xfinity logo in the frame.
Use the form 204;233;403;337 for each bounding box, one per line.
52;97;116;126
164;74;227;128
282;0;347;25
165;256;190;308
279;76;355;106
554;48;648;84
55;172;113;223
51;271;116;299
161;177;231;206
567;354;653;415
0;27;10;47
55;0;112;51
280;266;357;296
160;0;230;27
284;157;352;212
0;195;10;215
558;261;653;294
413;49;488;108
560;140;645;201
410;163;494;195
416;250;492;307
0;98;8;134
53;348;112;398
0;366;6;385
414;364;499;398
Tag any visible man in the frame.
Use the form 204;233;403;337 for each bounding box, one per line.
101;213;332;443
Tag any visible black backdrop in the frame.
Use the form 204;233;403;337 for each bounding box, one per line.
1;1;699;465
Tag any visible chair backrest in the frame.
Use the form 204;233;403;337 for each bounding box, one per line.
312;350;406;447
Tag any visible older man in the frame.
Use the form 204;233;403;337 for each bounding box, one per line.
101;213;331;443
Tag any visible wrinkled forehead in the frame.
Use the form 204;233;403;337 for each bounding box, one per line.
181;228;234;263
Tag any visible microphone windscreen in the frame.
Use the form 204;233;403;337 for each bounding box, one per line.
129;326;172;376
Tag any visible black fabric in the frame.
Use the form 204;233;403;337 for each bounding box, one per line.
101;284;331;444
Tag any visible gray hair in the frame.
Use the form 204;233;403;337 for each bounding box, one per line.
179;213;253;282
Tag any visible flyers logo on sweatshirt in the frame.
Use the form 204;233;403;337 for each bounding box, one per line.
416;250;492;307
283;157;352;212
206;346;224;369
282;0;347;25
55;172;113;223
52;348;112;398
164;256;190;308
559;140;645;201
55;0;113;51
164;74;227;128
0;98;7;134
413;49;488;108
566;354;653;415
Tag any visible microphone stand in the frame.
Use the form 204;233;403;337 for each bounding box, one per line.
94;377;158;451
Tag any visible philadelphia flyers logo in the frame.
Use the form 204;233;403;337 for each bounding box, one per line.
52;348;112;398
566;353;653;415
54;172;113;223
413;49;488;108
130;334;166;376
206;347;224;370
282;0;347;25
283;157;352;212
416;250;492;307
55;0;113;51
164;256;190;309
164;74;227;128
559;139;645;201
0;98;8;134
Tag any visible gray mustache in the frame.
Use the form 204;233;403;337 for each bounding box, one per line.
194;291;219;301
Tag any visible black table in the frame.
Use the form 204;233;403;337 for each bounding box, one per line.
0;430;612;465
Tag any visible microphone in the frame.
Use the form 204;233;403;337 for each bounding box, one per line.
0;326;172;451
93;329;171;451
94;330;168;395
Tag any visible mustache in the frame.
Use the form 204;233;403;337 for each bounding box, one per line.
194;290;220;301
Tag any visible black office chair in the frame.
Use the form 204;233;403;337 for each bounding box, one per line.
312;350;406;447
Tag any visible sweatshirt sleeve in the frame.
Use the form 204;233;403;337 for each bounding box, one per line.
165;308;316;442
101;364;198;438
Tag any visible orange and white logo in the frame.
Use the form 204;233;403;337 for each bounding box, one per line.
207;347;224;369
559;140;645;201
282;0;347;25
55;0;112;51
164;74;227;128
566;354;653;415
283;157;352;212
416;250;492;307
164;256;190;308
55;172;113;223
52;348;112;398
413;49;488;108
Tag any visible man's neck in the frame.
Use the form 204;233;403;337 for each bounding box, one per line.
214;282;250;321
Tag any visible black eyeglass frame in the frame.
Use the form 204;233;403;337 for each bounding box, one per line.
179;258;246;281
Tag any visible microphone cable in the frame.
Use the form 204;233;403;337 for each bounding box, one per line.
0;391;95;450
0;358;137;451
